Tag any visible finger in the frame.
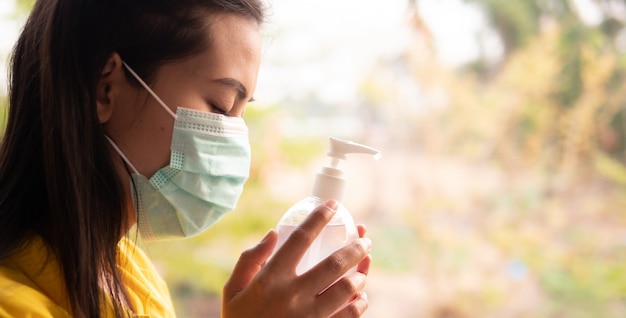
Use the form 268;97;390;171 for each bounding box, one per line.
329;291;369;318
304;237;371;293
316;272;367;316
270;200;337;273
356;254;371;275
223;229;277;301
357;224;367;238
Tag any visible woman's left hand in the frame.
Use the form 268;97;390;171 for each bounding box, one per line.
222;201;371;318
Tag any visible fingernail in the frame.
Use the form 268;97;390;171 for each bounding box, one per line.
324;199;338;211
361;291;368;301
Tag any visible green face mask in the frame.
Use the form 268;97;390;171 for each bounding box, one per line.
105;62;251;242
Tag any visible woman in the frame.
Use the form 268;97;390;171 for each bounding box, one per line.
0;0;371;317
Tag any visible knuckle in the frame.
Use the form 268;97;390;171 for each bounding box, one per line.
289;226;315;246
254;274;273;292
239;246;256;260
345;297;368;318
346;305;360;318
353;239;368;256
327;253;349;273
308;205;333;226
346;303;363;318
336;277;358;297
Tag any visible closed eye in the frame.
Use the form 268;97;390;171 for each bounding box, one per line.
209;103;228;115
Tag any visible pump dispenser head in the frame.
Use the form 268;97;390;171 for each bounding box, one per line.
312;137;381;202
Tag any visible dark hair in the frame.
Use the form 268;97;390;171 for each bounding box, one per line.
0;0;264;317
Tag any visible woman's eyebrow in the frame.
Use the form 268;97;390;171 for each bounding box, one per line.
212;78;251;101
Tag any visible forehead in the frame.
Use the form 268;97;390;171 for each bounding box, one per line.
202;13;262;77
155;13;261;92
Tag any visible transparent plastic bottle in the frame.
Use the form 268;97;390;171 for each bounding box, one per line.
274;137;381;275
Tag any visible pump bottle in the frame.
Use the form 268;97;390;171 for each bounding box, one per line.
274;137;381;275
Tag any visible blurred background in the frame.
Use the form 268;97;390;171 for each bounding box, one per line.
3;0;626;317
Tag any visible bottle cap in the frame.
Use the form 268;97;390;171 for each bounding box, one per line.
312;137;381;201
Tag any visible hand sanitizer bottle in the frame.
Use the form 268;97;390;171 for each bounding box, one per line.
275;137;381;275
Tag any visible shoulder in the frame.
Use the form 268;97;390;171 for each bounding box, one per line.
0;236;72;317
117;236;176;317
0;266;71;318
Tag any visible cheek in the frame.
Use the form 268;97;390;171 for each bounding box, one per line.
126;105;175;177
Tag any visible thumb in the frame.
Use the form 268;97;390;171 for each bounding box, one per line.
223;229;278;300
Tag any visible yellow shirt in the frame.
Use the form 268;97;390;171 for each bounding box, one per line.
0;236;176;317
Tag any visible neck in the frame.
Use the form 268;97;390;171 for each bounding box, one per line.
112;145;138;238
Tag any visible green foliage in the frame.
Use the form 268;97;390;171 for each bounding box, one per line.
370;222;418;272
469;0;541;53
15;0;36;14
390;1;626;316
553;22;585;108
279;138;324;166
0;97;7;137
537;249;626;316
594;151;626;186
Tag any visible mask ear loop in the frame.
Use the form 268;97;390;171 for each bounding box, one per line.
104;134;143;237
121;61;177;120
104;135;140;175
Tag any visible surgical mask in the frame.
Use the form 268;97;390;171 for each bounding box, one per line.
105;62;251;242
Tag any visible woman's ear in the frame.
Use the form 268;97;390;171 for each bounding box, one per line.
96;52;124;124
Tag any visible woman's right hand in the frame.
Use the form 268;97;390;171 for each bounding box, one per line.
222;200;372;318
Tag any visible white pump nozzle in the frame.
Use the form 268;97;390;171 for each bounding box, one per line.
327;137;381;168
312;137;381;202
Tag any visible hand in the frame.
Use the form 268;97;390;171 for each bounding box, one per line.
222;200;372;318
